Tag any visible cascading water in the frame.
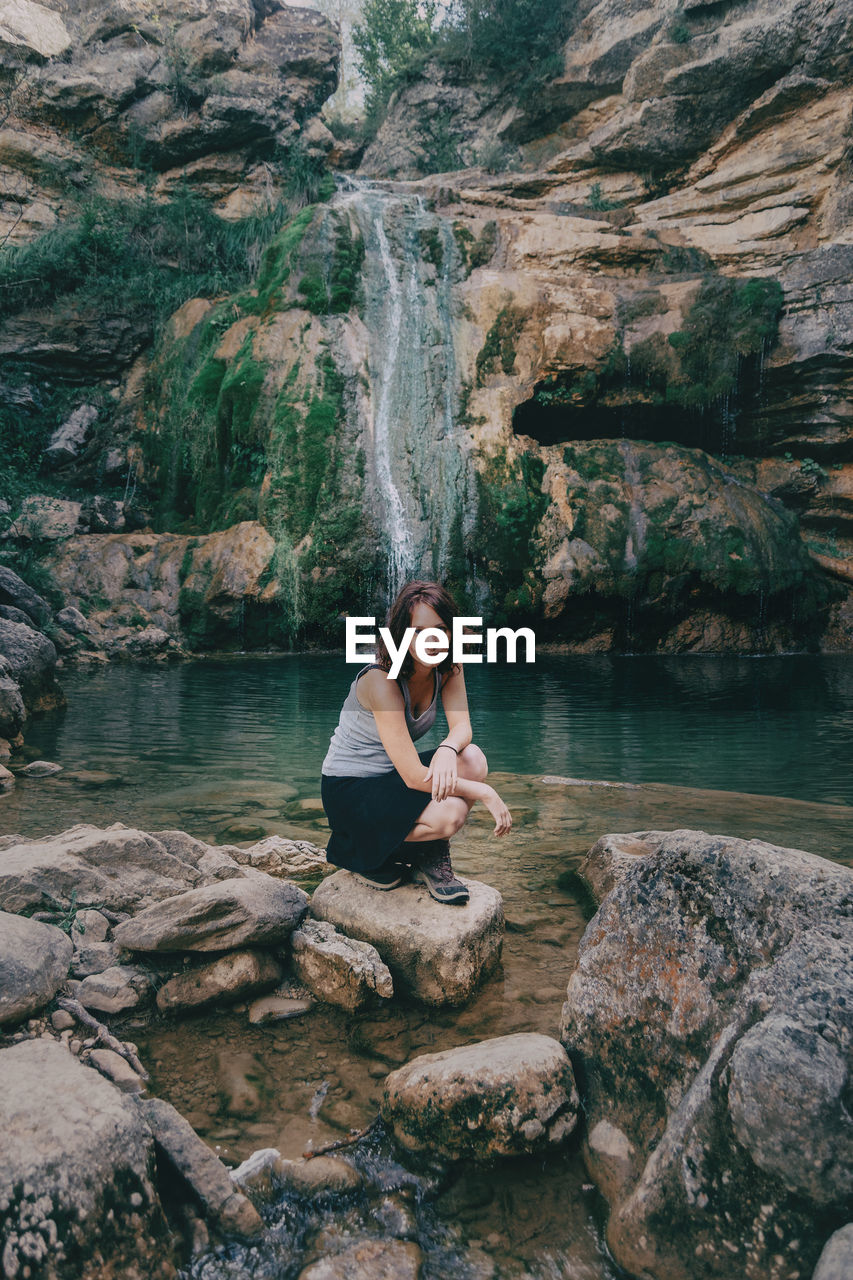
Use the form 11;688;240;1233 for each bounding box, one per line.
333;179;483;607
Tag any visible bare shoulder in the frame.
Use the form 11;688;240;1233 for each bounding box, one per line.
357;667;404;712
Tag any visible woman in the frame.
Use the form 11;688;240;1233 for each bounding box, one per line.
320;579;512;905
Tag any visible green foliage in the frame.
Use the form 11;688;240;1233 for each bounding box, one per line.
476;138;520;173
618;291;668;325
297;217;365;315
473;446;548;622
799;456;827;481
0;188;297;327
476;304;526;385
664;275;784;408
416;110;465;175
0;543;64;611
453;221;497;275
668;22;692;43
352;0;438;119
439;0;576;89
418;227;444;272
587;182;624;211
248;205;317;316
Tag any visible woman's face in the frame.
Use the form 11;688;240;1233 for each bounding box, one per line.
407;600;451;672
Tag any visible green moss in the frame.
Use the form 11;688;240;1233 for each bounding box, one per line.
297;217;365;315
453;220;498;276
475;304;526;386
418;226;444;272
249;205;317;317
472;445;549;624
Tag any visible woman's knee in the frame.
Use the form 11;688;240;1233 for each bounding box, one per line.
458;743;488;782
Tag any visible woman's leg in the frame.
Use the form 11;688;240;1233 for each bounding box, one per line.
402;744;488;843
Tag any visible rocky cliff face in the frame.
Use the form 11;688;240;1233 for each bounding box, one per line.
2;0;852;655
0;0;339;239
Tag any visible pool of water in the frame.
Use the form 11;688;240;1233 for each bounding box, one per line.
4;652;853;845
3;653;851;1279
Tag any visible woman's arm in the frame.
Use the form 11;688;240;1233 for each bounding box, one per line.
437;663;472;753
365;668;486;797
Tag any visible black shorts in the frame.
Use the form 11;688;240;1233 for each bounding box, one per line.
320;748;439;873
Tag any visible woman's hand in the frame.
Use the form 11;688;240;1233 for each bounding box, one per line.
483;785;512;836
424;744;458;802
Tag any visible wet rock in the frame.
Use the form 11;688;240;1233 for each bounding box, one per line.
77;963;154;1014
0;566;51;626
0;910;72;1025
44;403;98;466
0;822;218;914
0;619;64;718
0;761;13;791
577;829;669;901
122;625;172;655
156;948;282;1012
297;1238;423;1280
560;827;853;1280
291;919;394;1011
813;1225;853;1280
216;1049;263;1118
247;993;315;1023
310;873;504;1006
0;676;25;739
137;1096;263;1238
87;1047;145;1093
276;1155;364;1197
55;605;89;634
0;1037;179;1279
16;758;62;776
113;874;308;952
382;1033;579;1161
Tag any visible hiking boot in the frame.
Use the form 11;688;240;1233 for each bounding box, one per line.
411;838;469;904
351;858;406;890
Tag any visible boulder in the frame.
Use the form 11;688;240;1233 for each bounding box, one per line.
231;834;330;879
382;1033;579;1161
137;1096;263;1237
0;565;51;626
813;1226;853;1280
575;830;665;901
0;823;214;914
0;909;72;1024
44;403;98;466
560;828;853;1280
113;874;308;952
70;937;122;977
77;963;154;1014
310;872;504;1006
0;618;64;714
155;948;282;1012
0;1038;179;1279
4;494;83;540
291;919;393;1010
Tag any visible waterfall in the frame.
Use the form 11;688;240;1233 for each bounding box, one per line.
619;439;647;573
333;180;480;607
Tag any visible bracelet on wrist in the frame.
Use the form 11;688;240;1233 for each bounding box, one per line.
437;742;459;755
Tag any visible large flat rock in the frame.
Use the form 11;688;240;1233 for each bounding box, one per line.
0;823;209;914
310;872;504;1006
113;875;308;952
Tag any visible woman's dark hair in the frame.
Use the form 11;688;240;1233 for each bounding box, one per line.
375;580;461;682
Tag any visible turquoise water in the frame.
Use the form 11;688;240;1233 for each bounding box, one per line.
3;652;853;840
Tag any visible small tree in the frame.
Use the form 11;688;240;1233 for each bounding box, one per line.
352;0;438;120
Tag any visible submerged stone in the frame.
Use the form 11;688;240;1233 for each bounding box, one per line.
382;1032;579;1161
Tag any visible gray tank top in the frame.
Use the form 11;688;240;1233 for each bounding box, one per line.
321;663;441;776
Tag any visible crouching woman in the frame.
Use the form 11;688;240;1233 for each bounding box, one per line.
320;579;512;905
